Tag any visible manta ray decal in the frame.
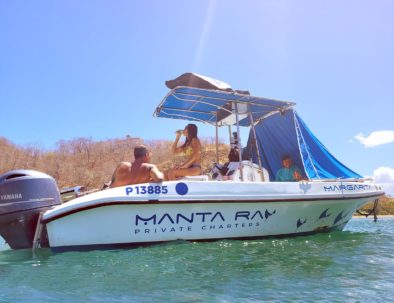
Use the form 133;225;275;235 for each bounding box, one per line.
265;209;276;220
319;208;331;220
296;218;307;229
334;211;345;225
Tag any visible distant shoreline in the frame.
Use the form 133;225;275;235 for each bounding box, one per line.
352;215;394;218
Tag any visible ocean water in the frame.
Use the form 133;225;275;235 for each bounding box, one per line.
0;218;393;303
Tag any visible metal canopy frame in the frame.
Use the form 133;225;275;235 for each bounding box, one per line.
154;86;296;182
154;86;295;127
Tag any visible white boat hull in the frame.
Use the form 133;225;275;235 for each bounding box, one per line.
42;181;384;251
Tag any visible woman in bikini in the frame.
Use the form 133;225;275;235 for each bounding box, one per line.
167;123;202;181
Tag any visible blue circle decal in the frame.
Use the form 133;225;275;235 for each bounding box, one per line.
175;182;189;195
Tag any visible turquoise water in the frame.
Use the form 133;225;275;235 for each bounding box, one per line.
1;218;393;303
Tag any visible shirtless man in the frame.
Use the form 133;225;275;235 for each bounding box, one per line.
110;145;164;188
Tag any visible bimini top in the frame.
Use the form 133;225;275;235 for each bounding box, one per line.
154;86;295;127
154;73;362;180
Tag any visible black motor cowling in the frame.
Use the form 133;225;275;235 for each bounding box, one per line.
0;170;62;249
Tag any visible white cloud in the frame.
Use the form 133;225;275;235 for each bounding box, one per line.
354;130;394;148
373;166;394;196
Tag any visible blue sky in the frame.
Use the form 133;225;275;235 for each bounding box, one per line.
1;0;393;188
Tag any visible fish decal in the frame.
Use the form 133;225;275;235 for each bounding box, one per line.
296;218;307;229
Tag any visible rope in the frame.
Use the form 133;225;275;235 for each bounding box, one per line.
356;199;379;222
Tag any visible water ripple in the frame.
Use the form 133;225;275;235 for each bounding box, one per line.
0;218;394;302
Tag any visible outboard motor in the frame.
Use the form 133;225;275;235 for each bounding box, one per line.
0;170;61;249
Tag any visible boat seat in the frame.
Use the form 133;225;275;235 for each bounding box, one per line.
210;161;270;182
181;175;209;181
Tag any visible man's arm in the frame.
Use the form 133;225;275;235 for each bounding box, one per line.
149;164;164;182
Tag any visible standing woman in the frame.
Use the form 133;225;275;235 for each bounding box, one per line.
167;124;202;180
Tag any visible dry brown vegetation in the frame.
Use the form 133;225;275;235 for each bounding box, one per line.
0;136;229;190
2;136;393;214
358;196;394;216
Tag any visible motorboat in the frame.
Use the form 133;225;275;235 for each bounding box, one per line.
0;73;385;252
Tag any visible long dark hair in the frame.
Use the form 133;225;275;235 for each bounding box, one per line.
182;124;198;149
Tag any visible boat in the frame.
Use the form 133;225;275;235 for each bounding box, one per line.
0;73;385;252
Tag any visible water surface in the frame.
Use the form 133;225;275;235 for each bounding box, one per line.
1;218;393;302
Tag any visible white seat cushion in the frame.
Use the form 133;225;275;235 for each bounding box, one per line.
181;175;209;181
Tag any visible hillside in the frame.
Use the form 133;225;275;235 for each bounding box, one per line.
1;136;392;214
0;136;229;190
358;196;394;216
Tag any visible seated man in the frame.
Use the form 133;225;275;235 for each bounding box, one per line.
110;145;164;188
211;147;239;180
275;155;303;182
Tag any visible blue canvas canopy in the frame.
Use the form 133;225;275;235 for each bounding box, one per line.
244;109;362;180
155;76;362;181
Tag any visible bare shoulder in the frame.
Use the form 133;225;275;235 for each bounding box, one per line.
110;162;132;188
118;161;131;168
117;161;132;172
